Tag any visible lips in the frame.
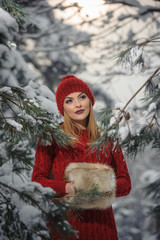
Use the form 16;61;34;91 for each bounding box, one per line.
75;109;85;114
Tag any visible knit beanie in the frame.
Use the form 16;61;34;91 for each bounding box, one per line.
56;75;95;116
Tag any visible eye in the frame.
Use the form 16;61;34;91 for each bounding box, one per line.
80;94;86;100
65;99;72;104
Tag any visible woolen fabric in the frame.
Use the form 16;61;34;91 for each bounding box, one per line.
55;75;95;115
32;130;131;240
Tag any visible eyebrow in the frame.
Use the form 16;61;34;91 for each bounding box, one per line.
65;92;85;99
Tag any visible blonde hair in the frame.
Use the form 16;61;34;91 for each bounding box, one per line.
59;103;100;145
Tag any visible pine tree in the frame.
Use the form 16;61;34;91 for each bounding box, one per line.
0;83;77;240
0;6;76;240
93;38;160;238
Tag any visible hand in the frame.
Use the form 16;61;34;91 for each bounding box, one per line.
65;183;73;194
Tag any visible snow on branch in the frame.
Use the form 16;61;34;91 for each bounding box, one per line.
0;83;72;147
0;180;76;240
93;66;160;157
118;35;160;75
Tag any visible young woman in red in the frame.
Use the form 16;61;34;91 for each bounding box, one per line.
32;75;131;240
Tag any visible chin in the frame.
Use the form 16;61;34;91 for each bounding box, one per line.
74;115;88;121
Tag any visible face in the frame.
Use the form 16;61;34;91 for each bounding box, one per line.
63;92;90;128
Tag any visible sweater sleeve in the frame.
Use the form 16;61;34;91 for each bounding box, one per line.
111;146;131;198
32;139;67;196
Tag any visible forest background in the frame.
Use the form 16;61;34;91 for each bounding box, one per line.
0;0;160;240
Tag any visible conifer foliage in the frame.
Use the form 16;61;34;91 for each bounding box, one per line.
0;6;75;240
0;84;75;240
94;40;160;237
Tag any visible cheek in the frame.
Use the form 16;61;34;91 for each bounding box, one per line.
84;100;90;110
63;104;74;115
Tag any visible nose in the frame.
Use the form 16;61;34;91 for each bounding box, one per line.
75;99;82;108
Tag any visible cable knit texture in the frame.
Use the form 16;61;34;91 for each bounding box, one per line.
32;130;131;240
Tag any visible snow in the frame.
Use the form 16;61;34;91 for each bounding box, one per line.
37;96;58;114
18;112;36;124
136;117;148;132
0;45;15;68
0;69;19;86
0;46;35;85
0;162;12;176
24;81;59;115
39;85;56;101
6;119;23;131
148;102;156;112
152;75;160;88
130;46;143;63
109;102;141;140
107;98;159;141
19;205;41;230
0;3;159;240
140;170;159;184
0;86;12;94
24;85;37;98
109;116;116;126
7;41;17;50
0;142;7;159
121;46;150;75
0;8;18;40
118;126;129;141
0;7;36;86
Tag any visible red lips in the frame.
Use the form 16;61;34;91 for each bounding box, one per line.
75;109;85;114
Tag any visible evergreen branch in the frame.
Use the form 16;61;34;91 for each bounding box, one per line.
56;185;104;208
155;116;160;127
0;86;72;147
145;114;156;131
121;66;160;113
0;191;10;202
0;181;48;215
137;36;160;47
0;0;27;26
0;107;7;123
1;94;23;110
145;178;160;198
121;127;160;158
5;100;19;118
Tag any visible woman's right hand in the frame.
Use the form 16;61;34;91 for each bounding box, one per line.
65;183;73;194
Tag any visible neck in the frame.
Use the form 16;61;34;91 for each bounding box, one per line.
74;119;88;129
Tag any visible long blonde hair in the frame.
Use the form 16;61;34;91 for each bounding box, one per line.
59;103;100;145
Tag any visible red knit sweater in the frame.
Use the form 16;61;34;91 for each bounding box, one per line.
32;129;131;240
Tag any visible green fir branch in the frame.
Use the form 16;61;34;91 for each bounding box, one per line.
0;181;76;239
0;85;72;147
0;0;27;26
144;177;160;235
121;127;160;158
145;178;160;199
91;66;160;158
117;36;160;63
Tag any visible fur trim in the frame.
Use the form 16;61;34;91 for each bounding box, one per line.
63;162;116;209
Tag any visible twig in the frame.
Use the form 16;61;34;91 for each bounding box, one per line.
0;181;47;215
155;116;160;127
121;66;160;113
108;66;160;129
5;101;19;118
138;36;160;47
0;108;7;123
1;94;22;109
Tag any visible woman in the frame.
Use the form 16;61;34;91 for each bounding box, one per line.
32;75;131;240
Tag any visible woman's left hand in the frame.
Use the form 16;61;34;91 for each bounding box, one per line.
65;183;73;194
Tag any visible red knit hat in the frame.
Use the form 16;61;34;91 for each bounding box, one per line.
56;75;95;116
